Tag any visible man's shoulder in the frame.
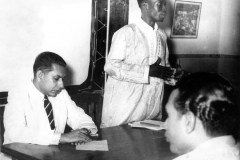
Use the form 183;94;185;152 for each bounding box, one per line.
8;81;29;96
116;24;138;34
6;81;31;108
124;23;139;31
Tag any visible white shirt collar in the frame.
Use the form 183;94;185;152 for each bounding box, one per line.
197;136;237;150
174;136;239;160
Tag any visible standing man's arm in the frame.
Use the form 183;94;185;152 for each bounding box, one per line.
105;26;150;84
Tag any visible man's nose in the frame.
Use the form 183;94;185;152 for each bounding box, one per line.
58;79;64;89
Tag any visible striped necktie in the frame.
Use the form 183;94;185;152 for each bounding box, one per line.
44;95;55;130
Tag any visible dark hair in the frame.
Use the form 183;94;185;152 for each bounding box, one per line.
174;72;240;140
33;51;66;76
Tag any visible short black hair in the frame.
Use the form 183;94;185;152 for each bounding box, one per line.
33;51;66;76
174;72;240;140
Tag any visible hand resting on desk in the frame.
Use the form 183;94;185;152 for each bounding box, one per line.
59;128;94;145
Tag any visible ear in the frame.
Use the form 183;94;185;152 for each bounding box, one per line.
36;70;44;81
183;111;196;134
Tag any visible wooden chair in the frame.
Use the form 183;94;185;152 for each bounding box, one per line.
69;90;103;129
0;92;8;152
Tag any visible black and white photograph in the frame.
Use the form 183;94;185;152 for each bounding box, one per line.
0;0;239;160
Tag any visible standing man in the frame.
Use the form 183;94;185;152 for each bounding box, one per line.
3;52;97;147
101;0;174;128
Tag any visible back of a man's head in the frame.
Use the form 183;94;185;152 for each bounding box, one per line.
174;72;240;140
33;51;66;76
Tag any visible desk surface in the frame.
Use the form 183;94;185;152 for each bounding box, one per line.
2;125;177;160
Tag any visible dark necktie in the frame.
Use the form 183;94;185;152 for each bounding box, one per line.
44;95;55;130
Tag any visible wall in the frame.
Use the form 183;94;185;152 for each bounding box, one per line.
219;0;240;55
0;0;92;91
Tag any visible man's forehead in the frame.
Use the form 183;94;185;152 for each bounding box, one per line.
49;64;67;77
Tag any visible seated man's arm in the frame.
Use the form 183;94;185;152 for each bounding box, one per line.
62;90;97;134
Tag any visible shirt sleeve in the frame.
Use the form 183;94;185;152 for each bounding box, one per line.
61;90;98;135
3;88;61;145
105;26;149;84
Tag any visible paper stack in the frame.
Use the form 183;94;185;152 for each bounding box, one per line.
129;120;166;131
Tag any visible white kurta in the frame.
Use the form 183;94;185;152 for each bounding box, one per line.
3;78;97;146
101;18;170;128
173;136;240;160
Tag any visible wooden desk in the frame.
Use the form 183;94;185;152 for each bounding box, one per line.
2;125;177;160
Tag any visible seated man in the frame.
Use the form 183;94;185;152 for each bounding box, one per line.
3;51;97;148
165;72;240;160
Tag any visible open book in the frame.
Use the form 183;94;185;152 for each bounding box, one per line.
128;120;166;131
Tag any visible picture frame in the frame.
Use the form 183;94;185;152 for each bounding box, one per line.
171;1;202;38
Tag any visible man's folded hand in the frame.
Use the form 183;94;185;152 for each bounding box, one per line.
149;58;175;80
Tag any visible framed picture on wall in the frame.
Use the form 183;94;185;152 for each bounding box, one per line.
171;1;202;38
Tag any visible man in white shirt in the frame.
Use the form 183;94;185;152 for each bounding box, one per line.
101;0;175;128
3;52;97;147
165;72;240;160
